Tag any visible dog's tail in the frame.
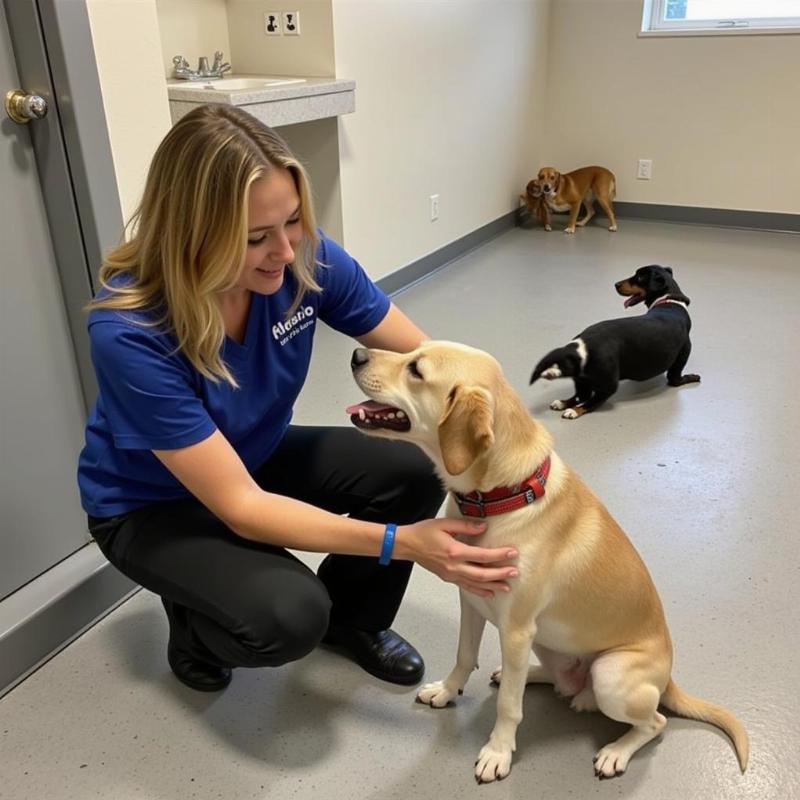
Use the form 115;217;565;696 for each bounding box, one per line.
530;346;582;384
660;679;749;772
529;349;558;384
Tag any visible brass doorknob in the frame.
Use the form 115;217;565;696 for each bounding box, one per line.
5;90;48;124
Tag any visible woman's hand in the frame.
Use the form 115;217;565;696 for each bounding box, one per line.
396;518;519;599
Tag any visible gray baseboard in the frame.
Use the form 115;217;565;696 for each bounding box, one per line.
605;202;798;234
377;210;518;296
615;202;800;233
0;544;137;698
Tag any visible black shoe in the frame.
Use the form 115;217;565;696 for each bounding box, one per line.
322;625;425;685
167;641;232;692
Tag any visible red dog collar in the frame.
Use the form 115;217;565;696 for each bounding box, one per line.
454;457;551;518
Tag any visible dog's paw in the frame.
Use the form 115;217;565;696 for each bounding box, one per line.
593;743;630;779
416;681;457;708
475;743;513;783
609;224;618;232
544;224;552;232
562;408;583;420
549;399;568;411
564;226;576;234
668;373;701;387
570;687;598;713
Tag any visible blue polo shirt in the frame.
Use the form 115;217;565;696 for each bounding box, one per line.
77;233;390;517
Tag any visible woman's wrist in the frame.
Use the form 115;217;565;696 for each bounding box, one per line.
390;524;415;562
378;523;397;565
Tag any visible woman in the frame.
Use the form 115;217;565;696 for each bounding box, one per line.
78;104;519;692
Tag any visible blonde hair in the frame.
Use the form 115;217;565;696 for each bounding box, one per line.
87;104;320;386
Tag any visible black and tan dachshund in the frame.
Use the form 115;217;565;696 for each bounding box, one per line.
530;265;700;419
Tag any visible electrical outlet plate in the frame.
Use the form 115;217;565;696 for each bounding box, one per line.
637;159;653;180
264;12;281;35
430;194;440;221
283;10;301;35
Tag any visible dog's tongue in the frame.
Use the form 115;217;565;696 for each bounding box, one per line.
345;400;395;415
624;296;639;308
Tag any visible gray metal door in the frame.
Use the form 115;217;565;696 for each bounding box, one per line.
1;3;91;599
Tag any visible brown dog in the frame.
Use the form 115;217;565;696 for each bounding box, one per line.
538;165;618;234
519;178;551;230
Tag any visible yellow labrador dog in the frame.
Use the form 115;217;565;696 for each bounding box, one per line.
348;341;747;783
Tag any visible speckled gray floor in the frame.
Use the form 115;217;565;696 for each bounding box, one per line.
1;220;798;800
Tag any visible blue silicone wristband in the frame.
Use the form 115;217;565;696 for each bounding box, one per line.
379;523;397;566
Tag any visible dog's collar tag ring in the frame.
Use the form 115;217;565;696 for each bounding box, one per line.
455;456;551;518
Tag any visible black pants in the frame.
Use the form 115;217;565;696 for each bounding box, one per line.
89;426;444;670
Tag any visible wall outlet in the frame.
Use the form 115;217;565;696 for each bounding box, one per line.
637;159;653;180
264;12;281;35
282;11;301;35
430;194;440;221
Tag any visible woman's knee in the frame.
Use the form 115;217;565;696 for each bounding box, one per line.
236;581;331;668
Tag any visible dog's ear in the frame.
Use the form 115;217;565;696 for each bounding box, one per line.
638;266;666;292
650;272;667;291
664;266;673;275
438;385;495;476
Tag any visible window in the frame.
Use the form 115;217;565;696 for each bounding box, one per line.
642;0;800;34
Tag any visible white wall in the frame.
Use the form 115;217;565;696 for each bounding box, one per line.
86;0;173;224
542;0;800;213
333;0;552;278
227;0;335;77
155;0;231;78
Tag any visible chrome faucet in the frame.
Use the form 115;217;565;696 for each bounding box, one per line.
172;51;232;81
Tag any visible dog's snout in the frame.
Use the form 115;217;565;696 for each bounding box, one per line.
543;184;551;192
351;348;370;370
614;281;624;290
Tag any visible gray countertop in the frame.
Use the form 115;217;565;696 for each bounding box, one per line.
166;75;356;106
